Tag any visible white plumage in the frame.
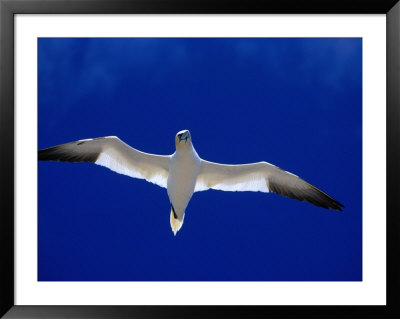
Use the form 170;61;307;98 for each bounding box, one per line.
38;129;343;235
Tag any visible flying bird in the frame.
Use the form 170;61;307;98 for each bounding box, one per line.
38;129;344;235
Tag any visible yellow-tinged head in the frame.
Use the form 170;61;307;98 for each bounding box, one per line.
175;129;192;150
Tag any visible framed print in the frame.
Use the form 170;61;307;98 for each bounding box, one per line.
1;0;399;318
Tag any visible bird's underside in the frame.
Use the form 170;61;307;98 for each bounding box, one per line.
38;131;344;235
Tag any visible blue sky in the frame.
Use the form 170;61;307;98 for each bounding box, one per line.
38;38;362;281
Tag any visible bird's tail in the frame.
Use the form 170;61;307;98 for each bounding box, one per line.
170;209;184;236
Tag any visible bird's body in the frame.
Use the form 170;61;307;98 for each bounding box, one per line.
167;131;202;234
38;129;344;235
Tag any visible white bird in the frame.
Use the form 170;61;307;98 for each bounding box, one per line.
38;129;343;235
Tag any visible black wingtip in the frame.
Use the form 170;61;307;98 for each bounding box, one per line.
38;147;57;161
268;177;345;212
38;145;99;163
336;202;345;212
331;203;344;212
317;196;344;212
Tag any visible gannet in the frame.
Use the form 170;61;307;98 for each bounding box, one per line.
38;129;344;235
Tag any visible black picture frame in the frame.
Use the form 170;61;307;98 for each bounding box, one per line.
1;0;399;318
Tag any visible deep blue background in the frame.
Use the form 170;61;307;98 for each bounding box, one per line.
38;38;362;281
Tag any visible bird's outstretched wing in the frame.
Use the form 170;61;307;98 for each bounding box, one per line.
195;160;343;211
38;136;170;188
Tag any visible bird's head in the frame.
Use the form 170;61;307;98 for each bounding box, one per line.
175;129;192;150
